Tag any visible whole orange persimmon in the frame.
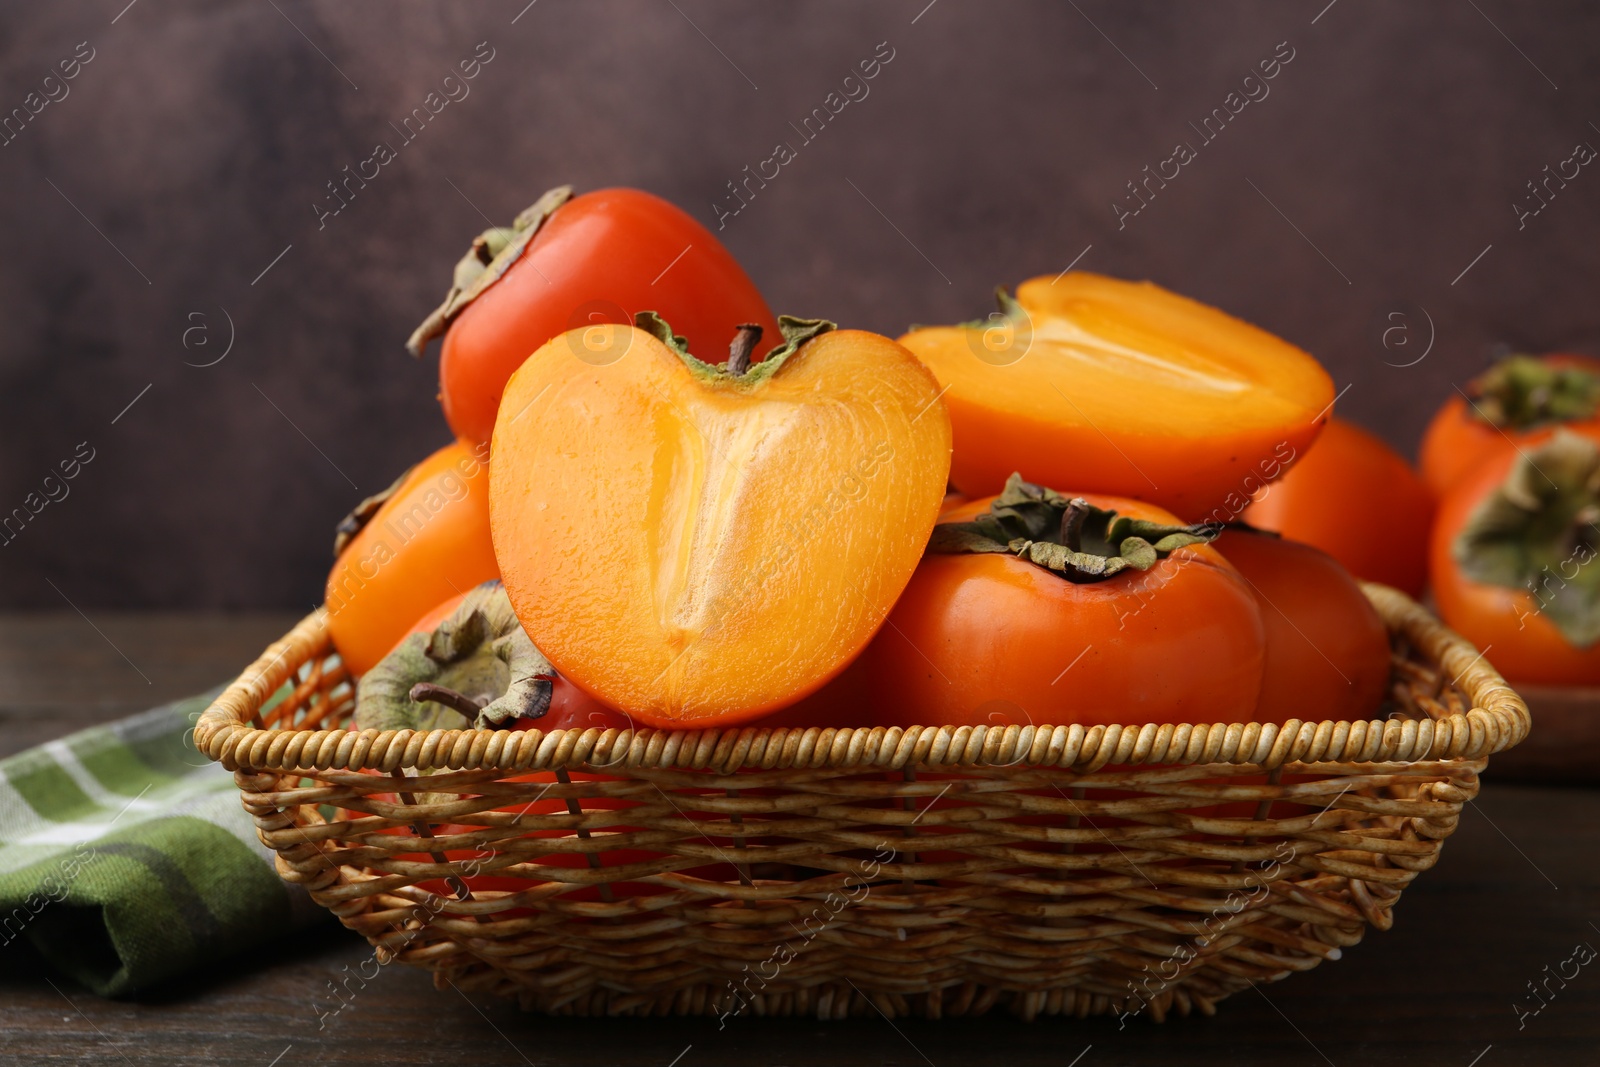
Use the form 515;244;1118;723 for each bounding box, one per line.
1243;418;1433;598
489;314;952;728
898;273;1333;521
408;186;782;449
1214;530;1391;723
837;477;1265;729
325;442;499;676
1420;353;1600;499
1432;428;1600;685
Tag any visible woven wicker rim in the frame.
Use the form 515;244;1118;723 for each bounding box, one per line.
194;583;1528;774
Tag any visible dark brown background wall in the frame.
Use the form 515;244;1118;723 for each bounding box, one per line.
2;1;1597;609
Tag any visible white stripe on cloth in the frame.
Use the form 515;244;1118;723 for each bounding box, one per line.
40;740;172;820
0;700;221;855
0;692;320;924
0;762;239;868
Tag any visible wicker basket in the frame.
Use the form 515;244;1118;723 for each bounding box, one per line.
195;583;1528;1022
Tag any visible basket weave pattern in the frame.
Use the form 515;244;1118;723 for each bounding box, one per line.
196;585;1527;1020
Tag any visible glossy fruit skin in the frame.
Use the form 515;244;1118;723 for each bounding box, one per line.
326;443;499;677
1214;531;1391;724
1419;354;1600;499
490;323;952;729
396;591;634;733
898;272;1334;521
1242;418;1434;598
1431;434;1600;685
438;188;782;447
850;493;1265;729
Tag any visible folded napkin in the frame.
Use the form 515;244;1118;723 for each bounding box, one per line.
0;688;324;996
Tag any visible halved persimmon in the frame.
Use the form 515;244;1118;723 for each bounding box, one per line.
898;272;1334;520
489;315;952;727
325;442;499;676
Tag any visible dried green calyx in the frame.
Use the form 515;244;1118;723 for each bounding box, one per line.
405;184;575;356
354;581;556;730
928;473;1222;582
953;287;1027;330
1465;355;1600;430
633;311;833;385
1454;430;1600;647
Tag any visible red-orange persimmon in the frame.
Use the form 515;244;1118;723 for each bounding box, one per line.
409;186;782;448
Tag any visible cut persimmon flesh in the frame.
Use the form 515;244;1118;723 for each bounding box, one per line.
899;272;1334;520
489;316;952;727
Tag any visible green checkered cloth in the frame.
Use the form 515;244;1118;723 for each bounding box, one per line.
0;688;324;996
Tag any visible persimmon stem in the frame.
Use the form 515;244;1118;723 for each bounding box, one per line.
727;324;764;376
409;682;486;718
1060;498;1090;553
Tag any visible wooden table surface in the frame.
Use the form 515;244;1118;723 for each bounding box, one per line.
2;613;1598;1066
